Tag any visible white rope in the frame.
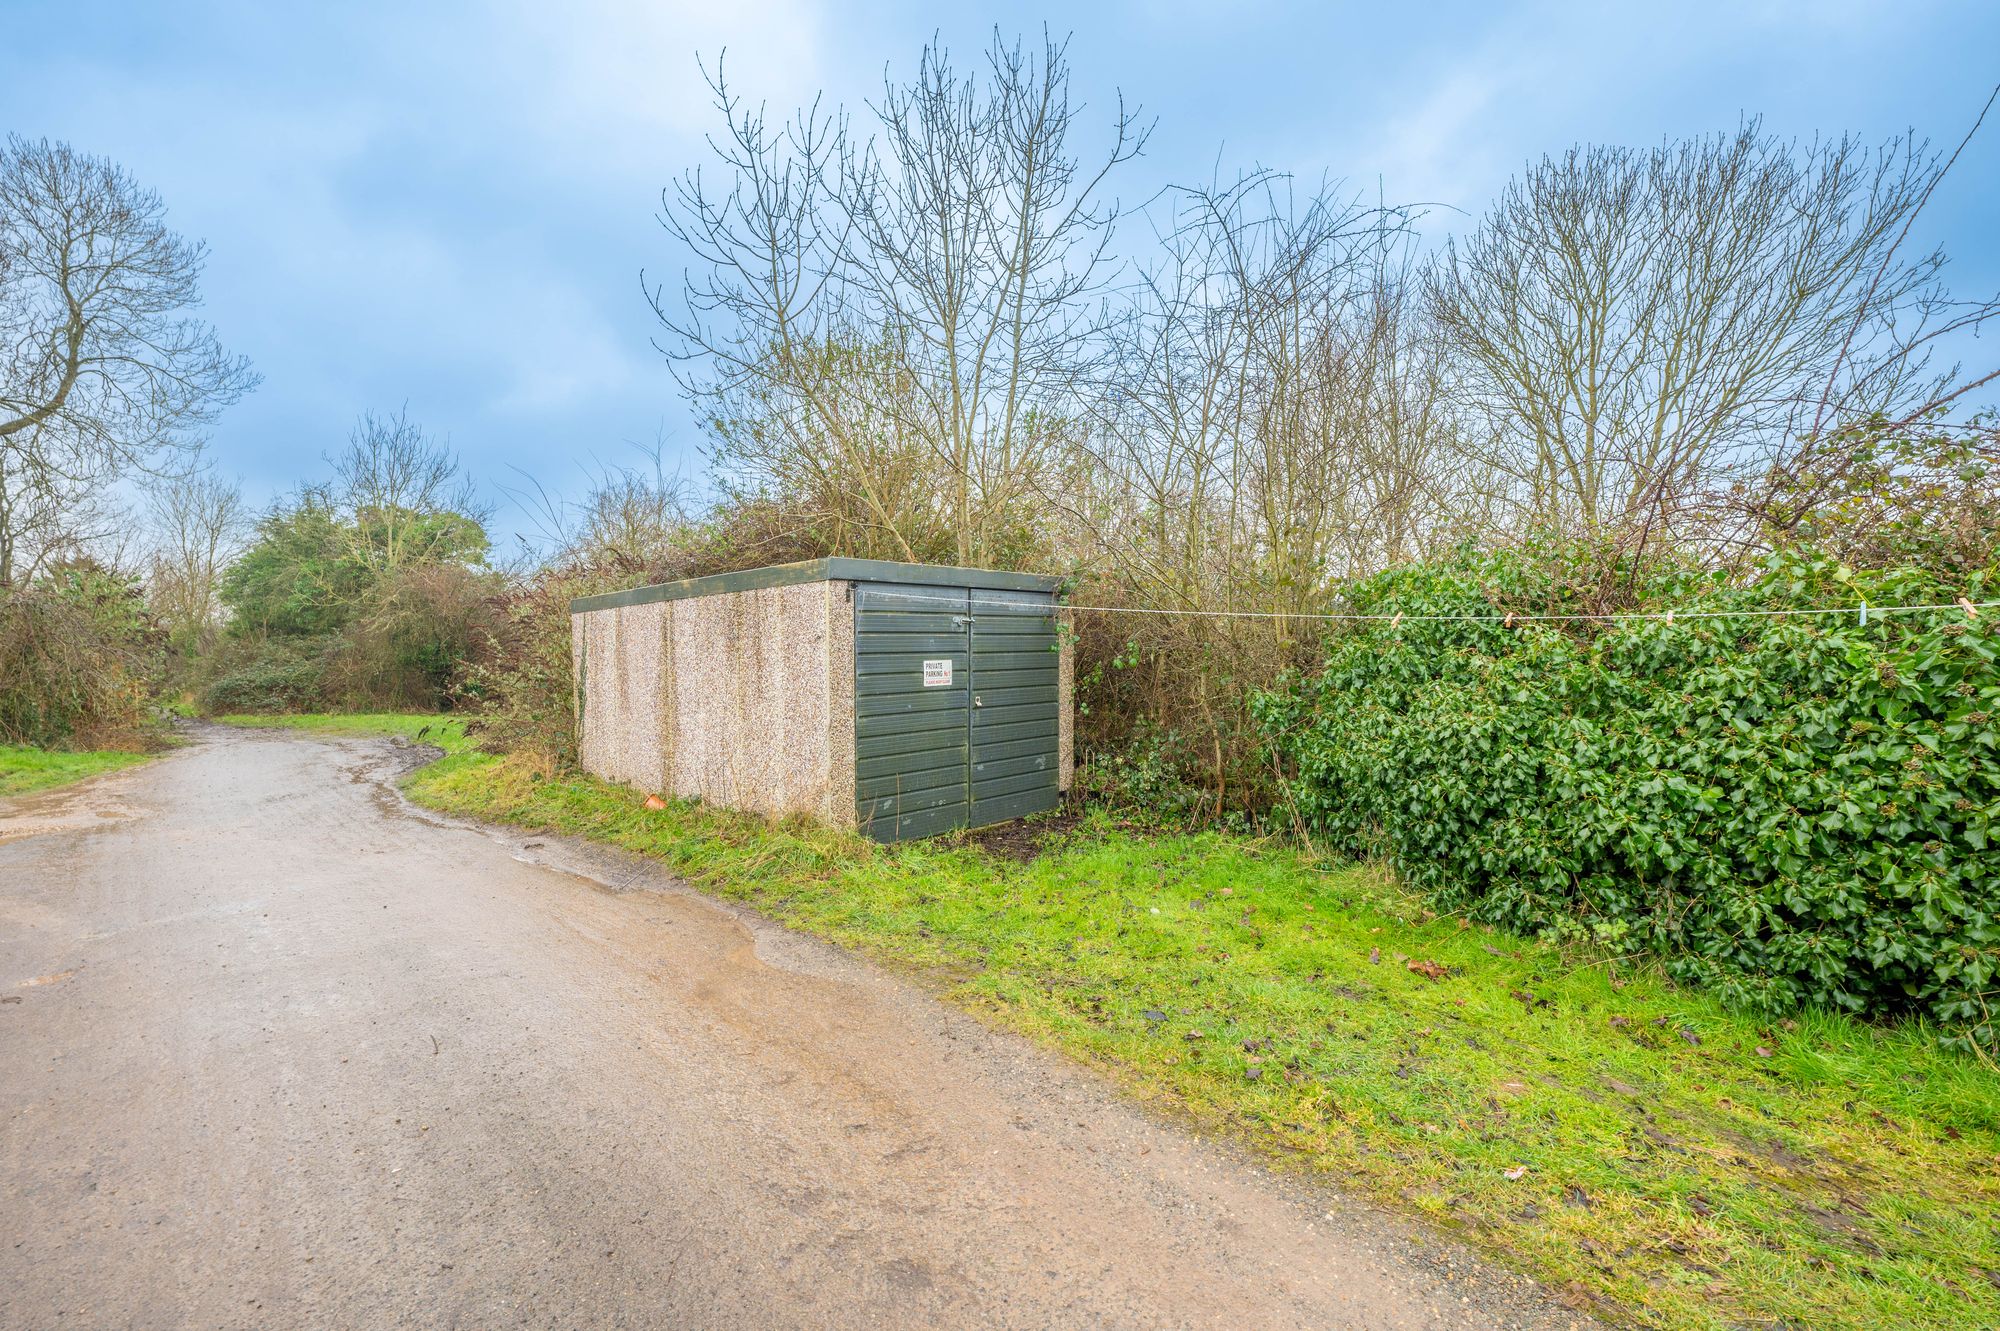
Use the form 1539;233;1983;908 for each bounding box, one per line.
967;595;1998;625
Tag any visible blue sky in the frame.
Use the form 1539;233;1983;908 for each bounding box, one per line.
8;1;1998;550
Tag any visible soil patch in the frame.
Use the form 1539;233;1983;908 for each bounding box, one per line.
963;809;1085;862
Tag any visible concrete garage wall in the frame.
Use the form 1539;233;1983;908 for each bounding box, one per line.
576;580;856;827
575;600;672;792
665;580;853;826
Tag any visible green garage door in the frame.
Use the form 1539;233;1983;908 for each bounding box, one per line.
853;581;1059;841
966;588;1062;828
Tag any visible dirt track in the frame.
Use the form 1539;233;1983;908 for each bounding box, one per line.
0;727;1594;1329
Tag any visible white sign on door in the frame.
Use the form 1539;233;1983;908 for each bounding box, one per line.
922;659;953;688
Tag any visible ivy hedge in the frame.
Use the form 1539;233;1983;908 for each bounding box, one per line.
1252;548;1999;1046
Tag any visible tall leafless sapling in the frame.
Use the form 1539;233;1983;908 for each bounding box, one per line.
328;407;490;574
145;463;246;654
652;30;1147;566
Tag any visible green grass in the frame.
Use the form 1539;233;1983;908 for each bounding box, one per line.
257;713;2000;1330
0;744;150;798
212;712;475;753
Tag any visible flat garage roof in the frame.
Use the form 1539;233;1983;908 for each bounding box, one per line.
570;557;1065;615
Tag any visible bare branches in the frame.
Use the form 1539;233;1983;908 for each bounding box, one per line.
504;436;701;577
651;29;1147;566
1811;84;2000;441
1426;122;1990;550
644;37;2000;802
329;408;488;573
0;135;255;586
145;463;246;652
1085;173;1449;610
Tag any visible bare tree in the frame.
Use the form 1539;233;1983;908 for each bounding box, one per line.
0;428;109;584
329;408;489;572
1426;122;1997;546
0;136;255;585
653;30;1146;566
1081;174;1457;610
506;438;703;575
703;332;960;561
145;464;246;652
1067;174;1463;808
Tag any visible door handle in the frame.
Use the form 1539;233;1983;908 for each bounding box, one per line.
972;695;983;708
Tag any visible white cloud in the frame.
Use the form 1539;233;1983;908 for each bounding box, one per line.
464;0;831;166
1363;66;1513;218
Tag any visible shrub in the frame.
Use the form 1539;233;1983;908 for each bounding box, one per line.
199;637;331;714
1071;722;1236;830
0;562;161;747
453;569;609;765
321;562;499;710
1253;546;2000;1045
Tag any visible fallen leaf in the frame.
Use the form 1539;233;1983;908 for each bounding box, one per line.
1504;1165;1529;1180
1368;947;1381;965
1679;1028;1702;1047
643;794;667;811
1755;1045;1774;1058
1609;1015;1632;1028
1140;1008;1167;1023
1689;1194;1717;1217
1405;958;1448;981
1245;1064;1264;1081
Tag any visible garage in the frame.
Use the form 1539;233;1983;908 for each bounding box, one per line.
571;559;1071;840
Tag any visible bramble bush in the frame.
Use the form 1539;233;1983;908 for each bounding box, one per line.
1252;546;1999;1045
0;562;162;747
199;637;331;714
1071;720;1242;830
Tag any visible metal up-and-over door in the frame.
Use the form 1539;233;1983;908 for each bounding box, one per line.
853;583;1061;841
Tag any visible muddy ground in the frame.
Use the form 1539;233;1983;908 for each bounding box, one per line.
0;726;1596;1330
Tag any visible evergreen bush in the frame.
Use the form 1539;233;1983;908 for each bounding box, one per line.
1253;546;1999;1045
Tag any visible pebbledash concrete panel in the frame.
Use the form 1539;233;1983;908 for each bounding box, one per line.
572;559;1072;841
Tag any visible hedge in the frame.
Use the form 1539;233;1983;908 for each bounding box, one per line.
1252;548;1999;1046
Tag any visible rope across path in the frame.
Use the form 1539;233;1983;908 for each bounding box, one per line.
969;596;1999;626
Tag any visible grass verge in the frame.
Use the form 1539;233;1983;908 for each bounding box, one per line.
211;712;475;752
0;744;150;798
270;714;2000;1330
